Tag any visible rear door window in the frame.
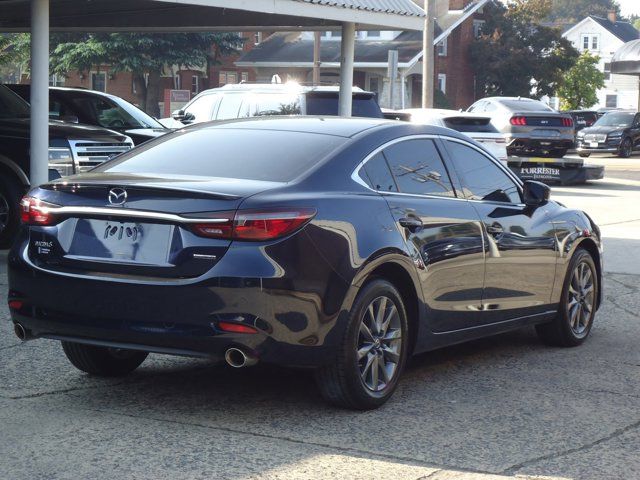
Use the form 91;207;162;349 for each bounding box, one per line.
360;152;397;192
383;139;455;197
305;93;383;118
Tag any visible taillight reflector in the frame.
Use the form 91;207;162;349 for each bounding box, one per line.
510;116;527;126
8;300;23;310
218;321;258;334
20;196;60;226
192;208;315;241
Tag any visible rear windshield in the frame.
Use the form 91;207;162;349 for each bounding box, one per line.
498;100;554;112
95;128;346;182
443;117;498;133
305;92;383;118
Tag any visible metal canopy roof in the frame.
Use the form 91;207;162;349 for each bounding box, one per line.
611;39;640;75
0;0;425;32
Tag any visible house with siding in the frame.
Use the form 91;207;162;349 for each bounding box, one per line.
562;12;640;109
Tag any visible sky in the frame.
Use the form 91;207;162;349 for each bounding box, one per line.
617;0;640;17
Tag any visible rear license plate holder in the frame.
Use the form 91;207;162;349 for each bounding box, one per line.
67;219;174;265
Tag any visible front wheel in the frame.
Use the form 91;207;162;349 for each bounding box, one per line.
536;248;598;347
315;279;409;409
618;137;633;158
62;341;148;377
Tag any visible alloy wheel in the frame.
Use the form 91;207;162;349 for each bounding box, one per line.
567;261;595;336
0;191;9;234
357;295;402;392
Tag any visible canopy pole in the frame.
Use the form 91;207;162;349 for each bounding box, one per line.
30;0;49;186
339;22;355;117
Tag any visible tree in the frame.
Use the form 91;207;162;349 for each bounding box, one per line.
546;0;621;25
634;18;640;31
48;33;243;116
556;51;605;110
470;1;579;100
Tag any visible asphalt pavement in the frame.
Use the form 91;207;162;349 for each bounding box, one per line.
1;154;639;480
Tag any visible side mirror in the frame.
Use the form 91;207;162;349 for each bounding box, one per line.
58;115;79;123
523;180;550;207
171;109;185;120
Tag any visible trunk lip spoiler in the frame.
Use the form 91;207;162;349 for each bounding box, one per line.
43;183;242;200
35;205;229;224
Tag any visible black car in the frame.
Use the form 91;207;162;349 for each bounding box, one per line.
576;110;640;158
8;117;603;409
0;84;133;246
6;85;168;145
564;110;598;133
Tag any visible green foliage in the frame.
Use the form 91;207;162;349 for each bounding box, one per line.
634;18;640;31
0;34;30;67
470;2;579;100
434;89;451;109
546;0;621;24
557;51;605;110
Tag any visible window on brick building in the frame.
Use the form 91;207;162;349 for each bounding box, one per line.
191;75;199;95
604;62;611;81
241;72;249;83
473;20;485;38
219;71;238;86
437;74;446;94
174;75;181;90
254;32;262;45
91;72;106;92
437;39;447;57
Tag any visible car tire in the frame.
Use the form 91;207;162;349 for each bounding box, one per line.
0;175;24;248
536;248;598;347
579;152;591;158
315;279;409;410
618;138;633;158
62;341;148;377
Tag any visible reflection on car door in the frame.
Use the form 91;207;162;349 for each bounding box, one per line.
361;138;486;332
442;139;557;322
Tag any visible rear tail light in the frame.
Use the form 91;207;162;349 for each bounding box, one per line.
20;196;60;226
191;208;316;241
510;116;527;126
562;117;574;127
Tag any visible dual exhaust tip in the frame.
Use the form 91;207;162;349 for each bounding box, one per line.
224;347;258;368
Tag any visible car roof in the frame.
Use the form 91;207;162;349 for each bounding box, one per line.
182;115;465;140
193;83;370;96
400;108;490;119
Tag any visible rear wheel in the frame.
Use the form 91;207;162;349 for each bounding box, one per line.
315;279;408;409
579;152;591;158
0;175;24;248
618;137;633;158
536;248;598;347
62;341;148;377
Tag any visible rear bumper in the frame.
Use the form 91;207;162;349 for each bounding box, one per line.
506;136;574;153
8;237;348;367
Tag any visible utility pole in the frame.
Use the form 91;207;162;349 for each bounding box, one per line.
422;0;435;108
313;31;321;85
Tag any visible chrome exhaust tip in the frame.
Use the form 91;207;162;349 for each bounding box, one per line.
14;323;28;341
224;347;258;368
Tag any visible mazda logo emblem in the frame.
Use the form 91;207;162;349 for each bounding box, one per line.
108;188;127;206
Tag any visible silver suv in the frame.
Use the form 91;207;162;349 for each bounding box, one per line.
467;97;575;158
160;84;383;128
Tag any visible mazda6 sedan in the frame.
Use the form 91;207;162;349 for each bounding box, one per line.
8;117;603;409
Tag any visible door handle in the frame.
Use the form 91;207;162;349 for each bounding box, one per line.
486;223;504;236
399;217;423;232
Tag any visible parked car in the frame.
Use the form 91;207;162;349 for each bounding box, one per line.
398;108;508;163
0;84;132;246
564;110;598;133
467;97;574;158
9;117;603;409
159;83;383;127
6;85;169;145
576;110;640;158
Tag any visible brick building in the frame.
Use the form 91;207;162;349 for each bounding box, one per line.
236;0;489;110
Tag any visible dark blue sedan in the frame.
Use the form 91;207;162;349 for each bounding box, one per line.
8;117;603;409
